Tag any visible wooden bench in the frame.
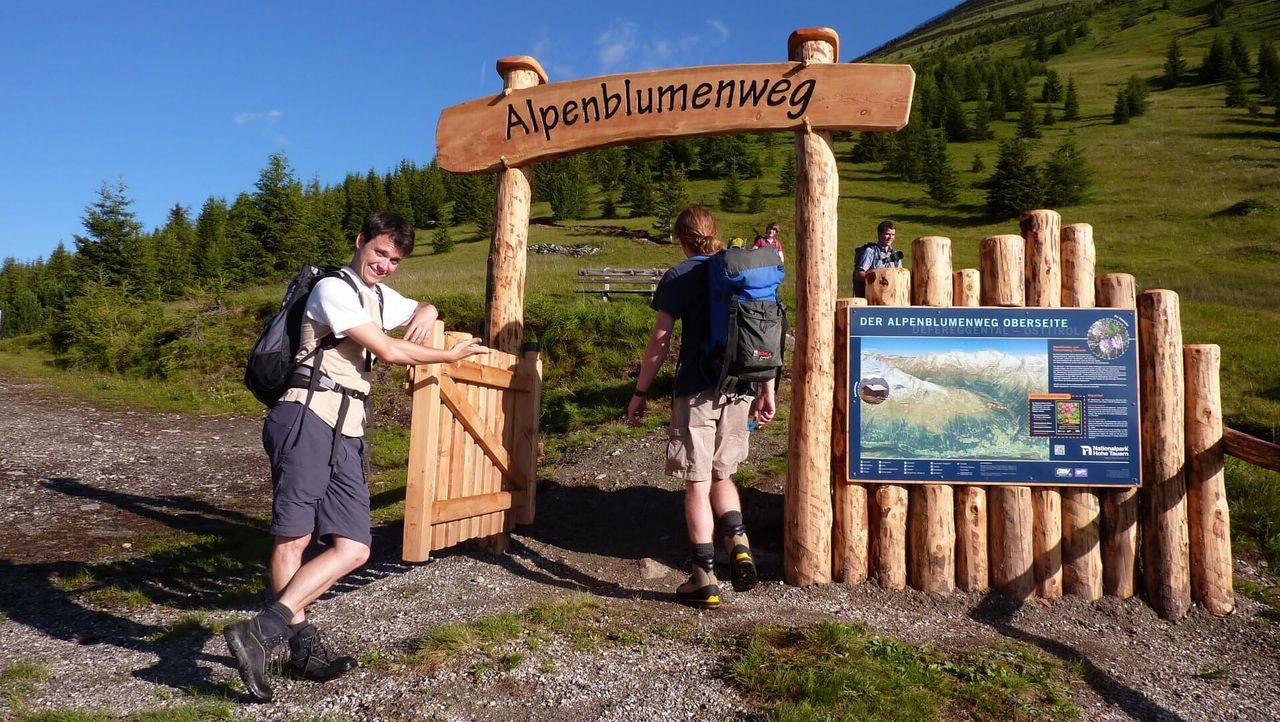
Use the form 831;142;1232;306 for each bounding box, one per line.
576;267;666;301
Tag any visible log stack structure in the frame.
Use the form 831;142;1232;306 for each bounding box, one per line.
819;209;1241;620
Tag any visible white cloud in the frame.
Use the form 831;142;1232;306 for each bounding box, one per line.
707;19;729;43
233;109;287;145
596;22;636;70
594;18;730;73
234;109;283;126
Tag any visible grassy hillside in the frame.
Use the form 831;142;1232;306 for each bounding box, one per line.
335;0;1280;441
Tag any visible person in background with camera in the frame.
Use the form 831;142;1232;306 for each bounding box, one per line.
853;220;903;298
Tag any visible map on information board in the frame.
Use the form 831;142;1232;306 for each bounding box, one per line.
846;307;1141;487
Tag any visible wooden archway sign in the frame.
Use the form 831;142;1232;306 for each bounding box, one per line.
430;29;915;583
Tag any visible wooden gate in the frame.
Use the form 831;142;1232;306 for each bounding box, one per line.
402;320;541;562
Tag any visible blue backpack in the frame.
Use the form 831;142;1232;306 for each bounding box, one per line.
702;246;787;394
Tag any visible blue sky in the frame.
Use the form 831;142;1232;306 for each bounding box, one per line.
0;0;958;263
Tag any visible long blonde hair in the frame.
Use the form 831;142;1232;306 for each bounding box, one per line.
674;206;723;256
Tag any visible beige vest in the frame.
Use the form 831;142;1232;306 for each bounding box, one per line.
279;276;381;437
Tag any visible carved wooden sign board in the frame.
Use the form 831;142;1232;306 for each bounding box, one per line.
437;62;915;174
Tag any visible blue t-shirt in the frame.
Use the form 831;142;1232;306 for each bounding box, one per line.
651;256;716;397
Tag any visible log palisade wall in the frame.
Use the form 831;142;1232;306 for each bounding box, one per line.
834;209;1234;621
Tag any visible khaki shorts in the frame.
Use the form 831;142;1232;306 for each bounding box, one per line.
666;389;752;482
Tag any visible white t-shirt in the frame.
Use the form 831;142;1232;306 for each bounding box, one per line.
305;266;420;340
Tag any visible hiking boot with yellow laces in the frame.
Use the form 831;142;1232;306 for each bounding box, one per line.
675;565;722;609
723;531;758;592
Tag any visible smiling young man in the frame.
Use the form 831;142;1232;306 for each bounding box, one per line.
224;212;485;702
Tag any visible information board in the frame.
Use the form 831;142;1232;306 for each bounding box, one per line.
846;307;1141;487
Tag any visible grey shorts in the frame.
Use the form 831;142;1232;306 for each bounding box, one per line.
666;389;752;482
262;402;371;547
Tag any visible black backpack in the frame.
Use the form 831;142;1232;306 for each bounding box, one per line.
243;265;381;406
702;246;788;394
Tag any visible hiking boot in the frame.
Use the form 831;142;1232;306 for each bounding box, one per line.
722;531;759;593
223;617;285;702
676;565;722;609
288;624;358;683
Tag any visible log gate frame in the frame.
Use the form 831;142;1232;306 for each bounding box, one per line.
412;26;1278;621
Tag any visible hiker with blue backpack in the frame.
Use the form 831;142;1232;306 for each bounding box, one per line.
227;211;485;703
626;206;786;609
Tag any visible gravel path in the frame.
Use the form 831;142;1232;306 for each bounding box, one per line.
1;375;1278;721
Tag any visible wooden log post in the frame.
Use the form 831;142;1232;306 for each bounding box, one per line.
479;57;548;554
511;343;543;526
834;297;869;584
1021;210;1063;602
784;27;840;586
1097;273;1140;598
951;268;988;592
908;237;955;594
484;56;547;355
979;234;1035;601
403;320;447;562
1185;344;1234;616
1138;289;1192;620
1060;223;1103;600
866;266;910;590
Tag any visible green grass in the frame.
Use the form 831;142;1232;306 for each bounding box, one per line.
732;621;1081;722
403;592;649;675
1;659;49;707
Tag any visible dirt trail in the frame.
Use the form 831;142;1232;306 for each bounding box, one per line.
1;375;1278;721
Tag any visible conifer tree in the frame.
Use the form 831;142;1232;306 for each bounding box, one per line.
985;137;1044;218
254;152;309;272
411;163;447;227
719;163;742;212
601;194;618;219
154;204;196;298
971;100;994;140
387;160;416;228
1201;35;1232;83
1042;134;1092;206
1042;103;1057;126
850;132;894;163
652;163;688;240
304;179;347;265
1113;90;1131;124
988;75;1007;119
42;242;76;312
1258;40;1280;96
971;153;986;174
1210;0;1227;27
540;156;591;221
1163;38;1187;90
365;169;388;213
342;173;372;239
589;147;627;192
1230;32;1251;74
923;131;959;204
941;80;970;142
226;192;269;285
778;151;797;195
747;183;766;213
1063;77;1081;120
1041;70;1062;103
431;225;454;254
450;175;496;236
73;180;146;290
194;197;230;284
888;107;930;182
622;161;655;217
1125;75;1150;117
1224;63;1248;108
1017;96;1042;138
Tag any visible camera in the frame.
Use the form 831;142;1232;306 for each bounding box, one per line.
887;250;904;262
